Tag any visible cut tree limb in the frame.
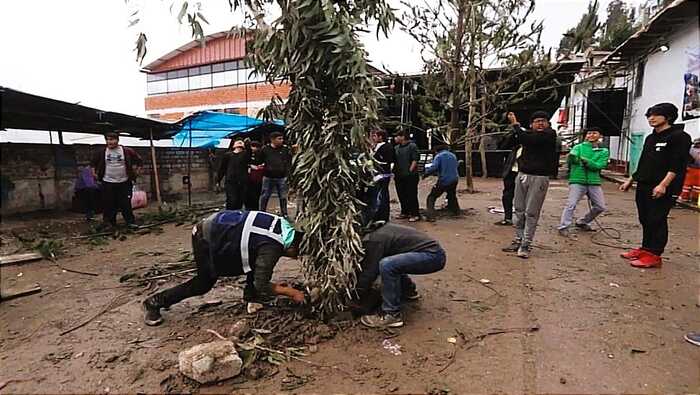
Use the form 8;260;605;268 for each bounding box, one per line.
0;252;43;267
0;284;42;301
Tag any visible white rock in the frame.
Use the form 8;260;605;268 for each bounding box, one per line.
178;340;242;384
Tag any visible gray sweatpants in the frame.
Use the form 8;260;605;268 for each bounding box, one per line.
513;172;549;246
558;184;606;229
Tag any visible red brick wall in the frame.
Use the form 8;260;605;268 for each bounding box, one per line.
144;82;291;112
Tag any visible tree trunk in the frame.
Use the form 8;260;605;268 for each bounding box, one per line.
479;89;488;178
449;0;466;152
463;1;475;193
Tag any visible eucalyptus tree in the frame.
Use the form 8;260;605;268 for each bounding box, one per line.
133;0;396;315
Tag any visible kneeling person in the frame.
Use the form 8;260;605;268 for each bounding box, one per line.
143;210;304;326
356;223;446;328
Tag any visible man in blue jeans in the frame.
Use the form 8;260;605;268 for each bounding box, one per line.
355;222;446;328
424;145;460;221
259;132;293;217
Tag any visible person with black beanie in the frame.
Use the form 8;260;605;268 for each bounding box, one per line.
619;103;692;268
501;111;558;259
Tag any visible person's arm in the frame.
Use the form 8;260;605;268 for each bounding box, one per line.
90;150;101;181
127;147;144;176
216;153;228;184
652;133;692;198
567;144;581;165
409;144;419;173
355;240;383;294
424;154;440;176
586;148;610;171
252;243;284;300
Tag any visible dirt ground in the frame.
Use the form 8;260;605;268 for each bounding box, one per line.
1;178;699;394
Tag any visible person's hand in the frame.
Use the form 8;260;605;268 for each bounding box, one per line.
580;158;589;168
271;283;305;303
619;180;632;192
652;184;667;199
507;112;519;125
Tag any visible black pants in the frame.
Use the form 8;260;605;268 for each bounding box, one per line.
502;171;517;221
149;226;252;308
225;180;247;210
395;174;420;216
635;184;675;256
101;181;135;226
426;181;459;218
245;181;262;211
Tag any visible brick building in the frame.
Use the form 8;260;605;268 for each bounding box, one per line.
142;32;291;122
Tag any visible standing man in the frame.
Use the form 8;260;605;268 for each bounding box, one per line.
557;127;609;236
246;141;265;210
259;132;292;218
142;210;305;326
393;130;421;222
217;140;250;210
495;124;522;226
91;132;143;229
369;128;394;222
424;145;460;221
354;222;446;328
619;103;692;268
501;111;557;259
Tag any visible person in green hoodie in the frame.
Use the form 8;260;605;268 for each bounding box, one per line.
557;127;610;236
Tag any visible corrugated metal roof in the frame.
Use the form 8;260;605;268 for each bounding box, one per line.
142;31;247;73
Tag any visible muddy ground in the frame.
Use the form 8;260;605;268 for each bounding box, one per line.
1;178;698;394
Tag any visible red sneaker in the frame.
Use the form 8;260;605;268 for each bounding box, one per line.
630;253;662;268
621;248;644;260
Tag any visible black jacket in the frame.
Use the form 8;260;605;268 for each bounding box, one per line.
217;151;250;184
513;125;558;176
499;130;520;178
356;223;443;292
374;142;395;175
260;145;292;179
633;124;692;195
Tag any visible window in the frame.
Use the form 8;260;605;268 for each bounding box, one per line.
634;60;645;98
147;72;167;82
200;65;211;74
167;77;188;92
189;66;201;76
212;71;226;87
212;63;224;73
147;80;167;95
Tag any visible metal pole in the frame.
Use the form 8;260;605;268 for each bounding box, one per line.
187;118;192;207
149;129;162;205
400;78;406;126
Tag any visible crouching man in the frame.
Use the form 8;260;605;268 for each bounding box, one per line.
354;222;446;328
142;210;305;326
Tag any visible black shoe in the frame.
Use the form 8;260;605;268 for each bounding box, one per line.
243;285;256;302
495;219;513;226
127;223;140;230
575;223;594;232
402;287;421;301
143;298;164;326
360;312;404;328
502;240;521;252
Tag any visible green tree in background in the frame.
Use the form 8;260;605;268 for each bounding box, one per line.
599;0;636;50
557;0;602;56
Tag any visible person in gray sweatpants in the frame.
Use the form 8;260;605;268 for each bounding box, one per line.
501;111;558;259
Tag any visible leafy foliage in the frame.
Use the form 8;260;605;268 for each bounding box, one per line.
131;0;395;315
599;0;637;50
557;0;602;56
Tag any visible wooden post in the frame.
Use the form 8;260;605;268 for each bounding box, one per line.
149;129;162;205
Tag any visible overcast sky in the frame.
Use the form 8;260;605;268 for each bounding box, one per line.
0;0;647;144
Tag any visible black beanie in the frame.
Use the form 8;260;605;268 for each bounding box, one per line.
645;103;678;124
529;111;549;122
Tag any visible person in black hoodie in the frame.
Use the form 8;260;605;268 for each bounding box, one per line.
367;128;395;222
495;123;522;226
619;103;692;268
217;140;250;210
259;132;293;217
501;111;558;259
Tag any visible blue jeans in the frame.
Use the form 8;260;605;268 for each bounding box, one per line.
379;249;446;313
365;177;390;223
259;177;288;217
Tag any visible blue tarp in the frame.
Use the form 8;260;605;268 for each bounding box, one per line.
172;111;283;148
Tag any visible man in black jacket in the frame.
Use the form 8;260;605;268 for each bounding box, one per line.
501;111;558;259
259;132;293;217
619;103;692;268
495;122;522;226
217;140;250;210
368;129;395;222
353;222;446;328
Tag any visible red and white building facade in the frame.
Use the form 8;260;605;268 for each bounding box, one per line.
142;32;291;122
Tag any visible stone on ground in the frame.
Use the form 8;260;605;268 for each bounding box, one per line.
178;340;242;384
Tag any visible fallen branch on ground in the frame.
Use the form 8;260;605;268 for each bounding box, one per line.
59;292;130;336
